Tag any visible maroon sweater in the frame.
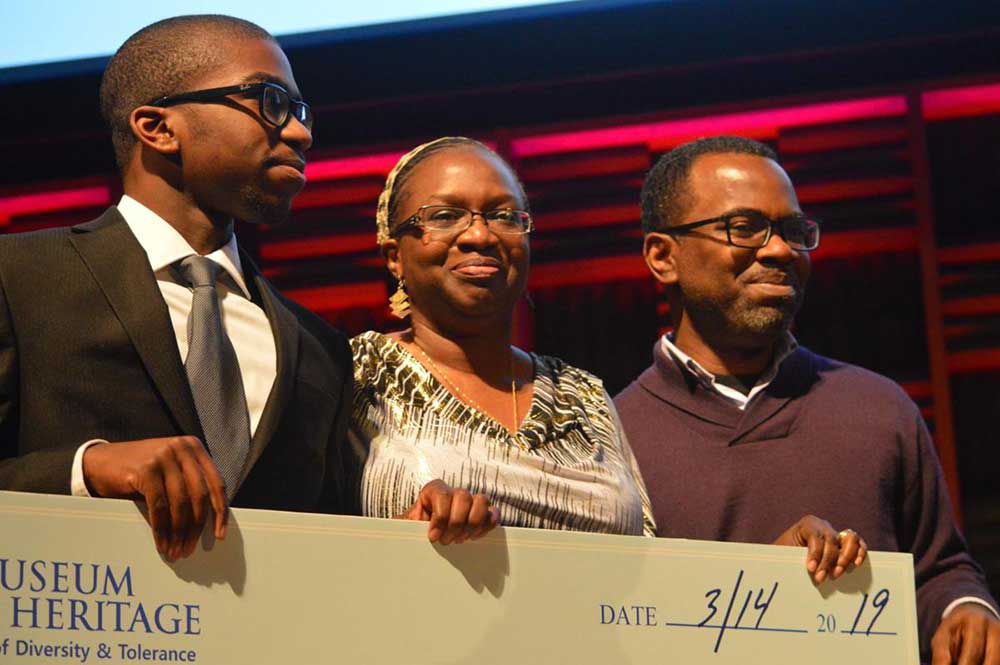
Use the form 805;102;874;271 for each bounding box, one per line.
615;341;998;660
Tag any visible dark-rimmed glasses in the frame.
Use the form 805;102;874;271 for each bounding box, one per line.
660;210;821;251
146;82;313;131
391;205;534;238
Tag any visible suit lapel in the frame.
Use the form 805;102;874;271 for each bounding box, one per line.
69;208;203;439
240;254;300;476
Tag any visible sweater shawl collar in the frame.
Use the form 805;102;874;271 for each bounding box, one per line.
637;340;822;445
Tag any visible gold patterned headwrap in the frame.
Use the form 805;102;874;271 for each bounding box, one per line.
375;136;475;245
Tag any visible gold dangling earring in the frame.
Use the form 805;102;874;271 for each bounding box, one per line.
389;277;411;319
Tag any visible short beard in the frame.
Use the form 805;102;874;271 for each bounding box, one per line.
682;288;803;346
732;297;800;336
239;184;293;226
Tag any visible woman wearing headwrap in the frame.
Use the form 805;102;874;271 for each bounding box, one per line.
349;138;868;582
350;137;656;537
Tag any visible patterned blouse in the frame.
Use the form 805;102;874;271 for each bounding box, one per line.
350;331;656;536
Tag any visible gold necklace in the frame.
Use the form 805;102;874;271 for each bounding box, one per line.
412;341;519;432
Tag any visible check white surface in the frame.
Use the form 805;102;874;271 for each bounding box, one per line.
0;491;919;664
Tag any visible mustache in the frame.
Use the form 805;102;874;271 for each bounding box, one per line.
744;268;802;288
264;155;306;172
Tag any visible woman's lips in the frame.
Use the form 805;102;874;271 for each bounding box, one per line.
452;258;501;278
455;265;499;277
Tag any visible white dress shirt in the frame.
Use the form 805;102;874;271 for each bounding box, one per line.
660;332;797;410
71;196;277;495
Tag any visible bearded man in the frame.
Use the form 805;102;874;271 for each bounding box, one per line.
615;135;999;664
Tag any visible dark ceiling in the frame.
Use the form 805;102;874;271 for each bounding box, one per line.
1;0;999;186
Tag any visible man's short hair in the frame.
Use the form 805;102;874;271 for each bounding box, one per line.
99;15;276;172
640;135;778;234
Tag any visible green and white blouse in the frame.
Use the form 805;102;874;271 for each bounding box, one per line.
350;331;656;536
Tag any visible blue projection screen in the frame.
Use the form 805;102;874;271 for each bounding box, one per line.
2;0;578;72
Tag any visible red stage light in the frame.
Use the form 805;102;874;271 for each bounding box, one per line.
0;186;111;222
923;83;1000;120
304;151;406;181
510;97;908;157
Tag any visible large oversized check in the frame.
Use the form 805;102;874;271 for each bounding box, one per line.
0;491;918;664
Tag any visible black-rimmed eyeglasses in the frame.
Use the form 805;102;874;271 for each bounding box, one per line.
146;82;313;131
660;210;821;251
391;205;534;238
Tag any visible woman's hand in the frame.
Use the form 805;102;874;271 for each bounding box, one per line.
773;515;867;584
398;479;501;544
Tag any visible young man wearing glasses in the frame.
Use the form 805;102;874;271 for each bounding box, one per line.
0;15;486;562
0;14;341;562
614;135;999;663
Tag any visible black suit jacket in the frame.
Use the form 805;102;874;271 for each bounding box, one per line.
0;207;362;515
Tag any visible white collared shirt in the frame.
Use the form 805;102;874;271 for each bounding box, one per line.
71;196;277;495
660;333;798;410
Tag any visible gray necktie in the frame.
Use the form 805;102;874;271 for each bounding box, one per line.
178;255;251;500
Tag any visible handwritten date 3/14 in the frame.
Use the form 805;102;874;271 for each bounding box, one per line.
599;570;896;654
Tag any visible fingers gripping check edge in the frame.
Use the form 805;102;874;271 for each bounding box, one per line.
410;479;500;544
82;436;229;561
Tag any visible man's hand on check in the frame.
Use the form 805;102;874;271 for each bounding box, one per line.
931;603;1000;665
399;479;500;545
83;437;228;562
773;514;867;585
